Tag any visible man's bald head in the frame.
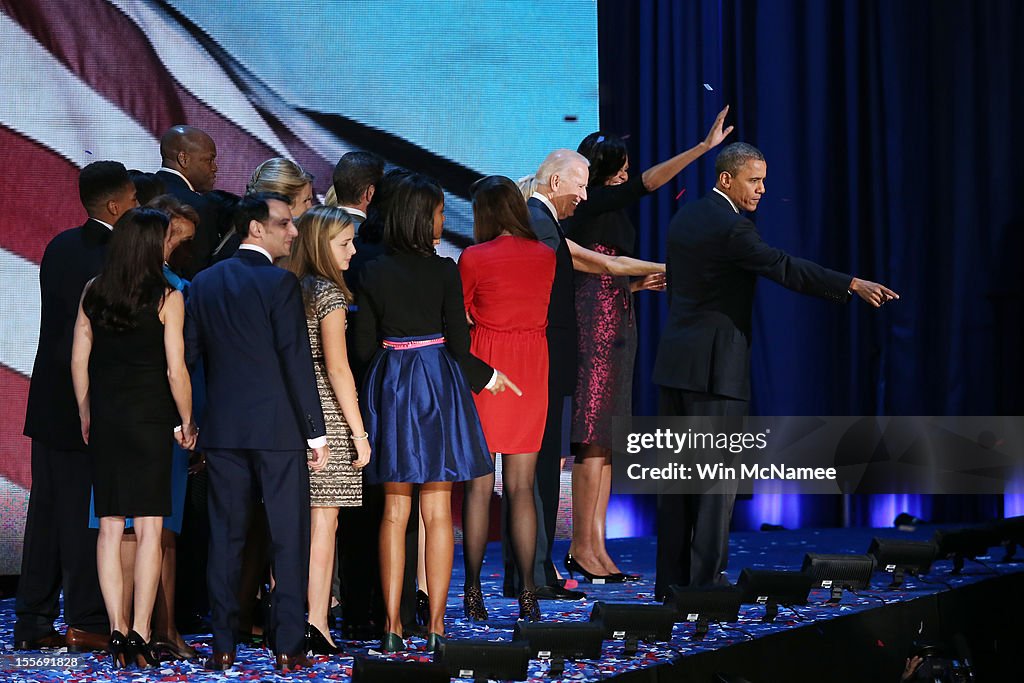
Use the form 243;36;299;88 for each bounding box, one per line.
160;125;218;192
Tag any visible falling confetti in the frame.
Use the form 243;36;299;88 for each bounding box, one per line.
703;83;713;91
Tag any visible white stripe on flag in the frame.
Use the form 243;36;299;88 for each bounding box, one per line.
108;0;293;158
0;247;40;378
0;13;157;169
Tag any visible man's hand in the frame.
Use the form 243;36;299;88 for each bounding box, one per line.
309;444;330;471
850;277;900;308
488;371;523;397
703;105;734;149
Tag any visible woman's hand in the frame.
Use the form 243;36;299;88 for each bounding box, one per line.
79;410;90;445
175;421;198;450
352;437;371;469
703;105;734;149
632;272;667;293
488;371;523;396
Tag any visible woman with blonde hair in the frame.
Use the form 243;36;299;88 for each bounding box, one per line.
287;205;370;653
247;157;315;218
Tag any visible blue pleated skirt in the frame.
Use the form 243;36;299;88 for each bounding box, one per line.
363;335;493;484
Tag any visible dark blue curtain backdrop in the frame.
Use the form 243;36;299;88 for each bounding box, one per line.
596;0;1024;535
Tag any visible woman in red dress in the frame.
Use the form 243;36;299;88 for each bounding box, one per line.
458;176;554;622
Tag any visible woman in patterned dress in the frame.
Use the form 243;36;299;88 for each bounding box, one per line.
287;205;371;653
563;107;733;581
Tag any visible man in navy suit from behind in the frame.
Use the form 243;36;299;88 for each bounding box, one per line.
652;142;898;597
185;192;328;672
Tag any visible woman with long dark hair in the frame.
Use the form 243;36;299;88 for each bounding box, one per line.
458;176;554;622
287;205;371;654
71;207;196;669
563;107;732;582
351;173;517;652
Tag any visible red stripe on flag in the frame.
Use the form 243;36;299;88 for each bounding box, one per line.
0;364;32;490
1;0;187;133
0;124;86;264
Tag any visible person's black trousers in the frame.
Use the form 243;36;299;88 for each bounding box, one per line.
654;388;747;598
15;441;107;641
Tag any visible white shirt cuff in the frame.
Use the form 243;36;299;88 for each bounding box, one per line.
484;369;498;390
307;436;327;449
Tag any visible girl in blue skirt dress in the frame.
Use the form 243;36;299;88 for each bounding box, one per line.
351;173;519;652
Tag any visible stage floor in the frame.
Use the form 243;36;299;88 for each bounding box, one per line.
2;526;1021;682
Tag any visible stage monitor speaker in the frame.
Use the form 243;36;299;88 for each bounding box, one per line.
737;569;813;622
589;602;677;643
435;639;531;681
867;537;938;587
988;515;1024;561
801;553;875;600
933;527;1002;573
351;656;450;683
512;621;604;660
663;585;741;639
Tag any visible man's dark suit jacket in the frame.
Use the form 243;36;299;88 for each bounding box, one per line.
653;191;851;401
24;219;111;449
156;170;224;279
185;248;325;450
528;196;577;394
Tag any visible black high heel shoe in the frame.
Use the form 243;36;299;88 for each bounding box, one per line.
381;632;404;653
108;631;128;670
611;571;642;582
463;584;488;621
305;623;340;655
563;552;621;584
152;636;198;661
426;632;446;653
415;590;430;628
125;630;159;669
518;589;541;622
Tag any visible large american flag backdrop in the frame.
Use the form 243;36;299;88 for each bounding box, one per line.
0;0;598;574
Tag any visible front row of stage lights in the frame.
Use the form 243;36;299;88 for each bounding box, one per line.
357;603;681;682
355;522;1024;681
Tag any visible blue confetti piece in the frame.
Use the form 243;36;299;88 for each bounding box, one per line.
703;83;713;91
84;150;93;154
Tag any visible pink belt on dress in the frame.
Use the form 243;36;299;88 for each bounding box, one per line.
381;336;445;350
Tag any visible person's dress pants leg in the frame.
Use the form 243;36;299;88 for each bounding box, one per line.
655;388;746;597
15;441;106;640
